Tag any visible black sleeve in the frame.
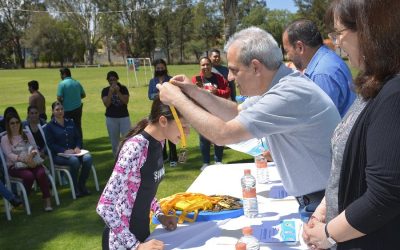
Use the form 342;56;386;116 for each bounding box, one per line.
345;93;400;233
101;87;109;98
120;85;129;96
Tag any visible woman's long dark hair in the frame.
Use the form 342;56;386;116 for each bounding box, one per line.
326;0;400;99
5;111;28;144
115;95;179;159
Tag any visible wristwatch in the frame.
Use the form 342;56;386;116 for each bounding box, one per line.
324;222;337;247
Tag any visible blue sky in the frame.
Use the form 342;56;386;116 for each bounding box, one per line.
265;0;298;13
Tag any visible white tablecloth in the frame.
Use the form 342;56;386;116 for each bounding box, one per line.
149;163;308;249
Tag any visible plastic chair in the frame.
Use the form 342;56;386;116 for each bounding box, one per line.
39;124;99;200
0;133;31;216
24;126;60;206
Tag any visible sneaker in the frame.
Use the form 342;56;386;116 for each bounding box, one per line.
170;161;177;167
200;163;209;171
215;162;223;165
44;206;53;212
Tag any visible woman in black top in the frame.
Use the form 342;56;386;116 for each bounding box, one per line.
101;71;131;157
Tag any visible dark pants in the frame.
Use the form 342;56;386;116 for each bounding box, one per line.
296;190;325;222
9;165;50;198
65;104;83;140
102;226;110;250
199;135;224;164
163;140;177;162
53;154;92;193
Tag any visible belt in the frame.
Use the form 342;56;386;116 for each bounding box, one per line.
296;190;325;207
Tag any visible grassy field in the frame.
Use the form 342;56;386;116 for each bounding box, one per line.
0;66;253;249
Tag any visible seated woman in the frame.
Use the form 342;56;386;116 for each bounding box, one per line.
0;112;52;211
45;101;92;198
23;105;46;157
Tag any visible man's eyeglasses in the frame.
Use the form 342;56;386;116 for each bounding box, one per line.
328;28;349;44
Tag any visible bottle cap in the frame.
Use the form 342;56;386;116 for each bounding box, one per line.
235;242;246;250
244;169;251;175
242;226;253;235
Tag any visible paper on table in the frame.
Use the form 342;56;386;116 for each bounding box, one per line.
148;219;230;250
58;149;89;158
226;137;268;157
253;219;302;243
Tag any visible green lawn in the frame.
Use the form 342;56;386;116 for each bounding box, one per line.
0;66;252;249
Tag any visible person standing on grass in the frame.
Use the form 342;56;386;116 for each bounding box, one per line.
210;48;237;102
148;59;179;167
28;80;47;121
97;96;190;250
101;71;131;157
192;56;230;170
57;67;86;140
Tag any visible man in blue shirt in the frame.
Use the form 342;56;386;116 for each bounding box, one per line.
283;19;355;117
57;68;86;139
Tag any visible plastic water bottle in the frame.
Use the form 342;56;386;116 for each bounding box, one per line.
237;227;260;250
255;154;269;184
241;169;258;218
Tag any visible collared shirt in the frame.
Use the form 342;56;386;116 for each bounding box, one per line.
44;118;82;155
237;64;341;196
304;45;355;117
57;77;86;111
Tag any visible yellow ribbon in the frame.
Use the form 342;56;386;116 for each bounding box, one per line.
169;105;187;149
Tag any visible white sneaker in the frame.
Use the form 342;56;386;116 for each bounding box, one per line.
200;163;209;171
215;162;223;165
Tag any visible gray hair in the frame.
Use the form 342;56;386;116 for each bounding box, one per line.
224;27;283;70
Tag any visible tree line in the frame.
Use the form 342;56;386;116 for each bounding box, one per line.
0;0;329;68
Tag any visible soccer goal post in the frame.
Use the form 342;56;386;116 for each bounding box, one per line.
126;58;153;88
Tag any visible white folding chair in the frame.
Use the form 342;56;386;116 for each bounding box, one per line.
0;132;31;216
24;126;60;206
39;124;99;200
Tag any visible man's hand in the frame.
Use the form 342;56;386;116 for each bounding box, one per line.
170;75;198;95
156;82;186;106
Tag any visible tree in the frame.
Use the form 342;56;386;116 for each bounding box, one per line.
190;0;223;60
155;0;175;63
47;0;103;65
0;21;13;68
222;0;238;41
294;0;329;36
172;0;193;63
0;0;38;68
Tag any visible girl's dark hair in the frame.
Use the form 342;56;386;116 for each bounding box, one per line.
5;111;28;144
51;101;63;110
27;105;38;113
115;95;180;159
3;106;17;118
326;0;400;99
153;59;168;77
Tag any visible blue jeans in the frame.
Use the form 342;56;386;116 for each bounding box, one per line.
0;180;15;201
199;135;224;164
53;153;92;192
106;116;131;157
